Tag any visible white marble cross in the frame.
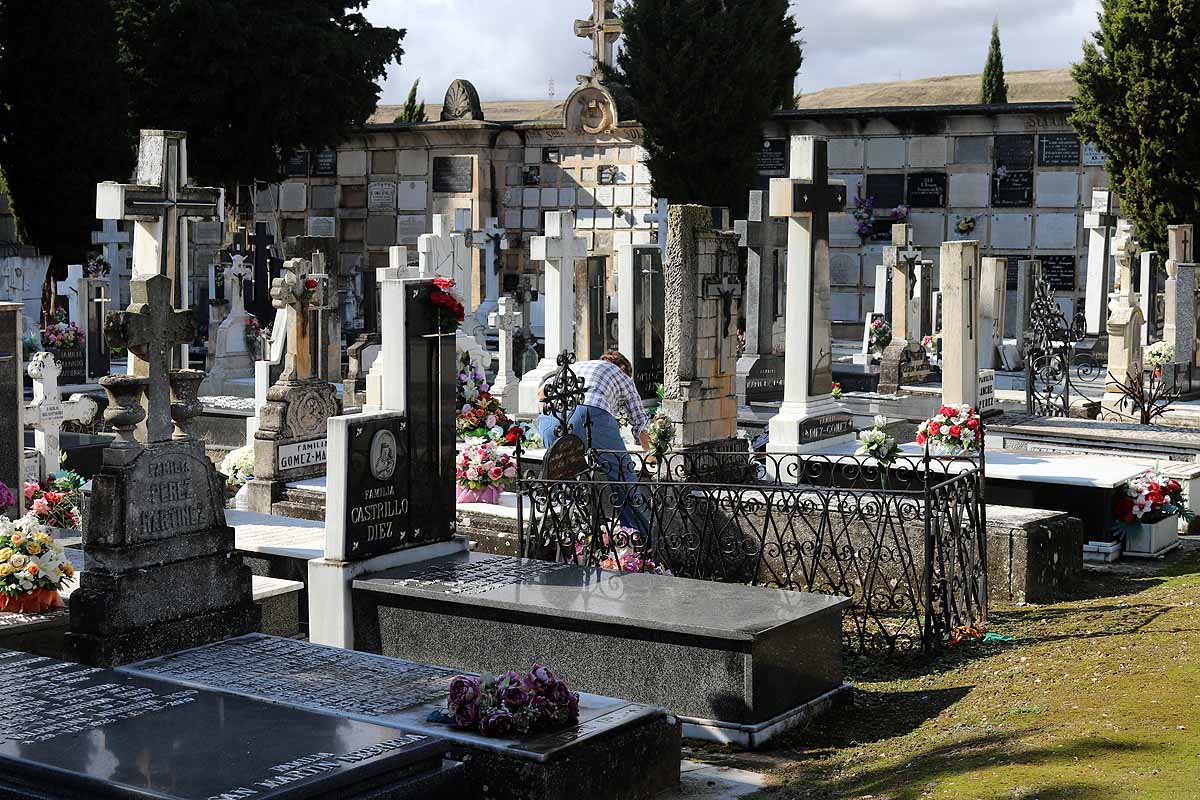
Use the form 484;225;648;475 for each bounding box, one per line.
365;245;429;413
518;211;589;414
1084;189;1120;336
488;296;523;411
57;264;86;325
472;216;509;325
25;352;98;482
644;198;669;258
91;219;131;307
421;213;491;369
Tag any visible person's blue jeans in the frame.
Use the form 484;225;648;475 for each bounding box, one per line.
539;405;649;534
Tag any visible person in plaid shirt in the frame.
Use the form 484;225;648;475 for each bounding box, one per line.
538;352;651;530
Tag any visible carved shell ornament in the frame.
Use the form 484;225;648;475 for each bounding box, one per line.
441;79;484;122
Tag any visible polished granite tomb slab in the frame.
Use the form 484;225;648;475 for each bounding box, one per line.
0;647;462;799
122;633;681;800
352;551;852;747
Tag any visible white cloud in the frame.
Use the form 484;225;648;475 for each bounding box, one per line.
364;0;1103;105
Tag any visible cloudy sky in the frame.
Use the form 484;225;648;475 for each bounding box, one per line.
366;0;1103;106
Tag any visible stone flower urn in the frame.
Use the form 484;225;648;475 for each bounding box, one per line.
99;375;148;448
169;369;206;439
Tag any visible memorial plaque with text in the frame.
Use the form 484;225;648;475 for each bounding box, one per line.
757;139;788;175
1040;254;1077;291
992;171;1034;207
1004;255;1022;291
432;157;474;193
341;413;412;560
126;444;221;542
368;182;398;211
1038;133;1081;167
50;345;86;387
907;173;947;208
799;413;854;445
746;355;785;404
1083;143;1107;166
313;148;337;176
865;174;906;209
0;649;450;800
285;150;311;177
994;134;1034;170
544;434;588;480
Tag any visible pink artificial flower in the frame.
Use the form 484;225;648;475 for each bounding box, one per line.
23;482;38;501
31;497;50;516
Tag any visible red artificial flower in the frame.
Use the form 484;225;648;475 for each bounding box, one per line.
916;433;927;446
43;491;62;505
939;406;956;418
965;418;980;430
433;277;455;290
304;278;319;290
1167;480;1182;494
1147;490;1166;506
929;422;942;436
1115;497;1136;522
949;425;963;438
504;427;521;445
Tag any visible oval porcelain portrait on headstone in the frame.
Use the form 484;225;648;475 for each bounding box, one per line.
370;428;399;481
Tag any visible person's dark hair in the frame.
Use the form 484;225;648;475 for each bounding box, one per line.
601;351;633;376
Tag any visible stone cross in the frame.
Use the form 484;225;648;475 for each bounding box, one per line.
518;211;589;414
1139;250;1160;346
487;296;523;411
734;190;777;363
940;241;981;409
1084;189;1119;336
450;208;476;314
1104;233;1145;416
768;136;848;408
271;257;333;384
979;257;1007;370
247;222;276;321
227;255;253;320
883;224;920;343
91;219;132;307
644;198;669;258
56;263;87;325
366;245;429;413
472;216;509;325
106;274;195;444
574;0;623;73
420;213;491;369
25;352;98;482
96;130;222;316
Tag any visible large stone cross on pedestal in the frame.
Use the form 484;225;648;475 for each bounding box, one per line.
418;214;463;288
518;211;589;414
25;352;98;481
472;216;509;325
96;131;222;316
271;258;334;384
106;274;195;444
574;0;623;74
488;296;523;411
1084;189;1120;336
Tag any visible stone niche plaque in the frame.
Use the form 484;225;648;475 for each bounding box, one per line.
432;156;474;194
907;173;947;208
799;413;854;445
1041;254;1077;291
992;171;1034;207
368;181;398;211
0;649;454;799
1035;212;1078;250
49;345;86;387
1039;133;1081;167
277;438;327;472
1083;143;1107;167
339;413;412;560
757;139;788;175
994;134;1034;170
307;216;336;238
314;147;337;176
745;354;785;403
865;174;905;209
285;150;311;177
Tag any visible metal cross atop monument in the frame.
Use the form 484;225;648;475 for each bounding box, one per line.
96;130;222;315
107;274;196;444
574;0;623;73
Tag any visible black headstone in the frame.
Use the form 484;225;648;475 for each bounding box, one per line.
341;413;413;560
992;171;1034;207
745;354;785;404
51;344;87;387
757;139;788;175
906;173;947;208
86;284;111;380
285;150;311;177
631;248;664;399
432;156;474;193
798;413;854;445
1041;255;1077;291
543;434;588;480
0;648;454;800
994;134;1035;170
865;174;906;209
313;147;337;177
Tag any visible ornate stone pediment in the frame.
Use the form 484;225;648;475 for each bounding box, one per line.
564;76;634;135
440;79;484;122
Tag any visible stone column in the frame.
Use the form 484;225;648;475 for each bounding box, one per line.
979;257;1007;370
1139;250;1160;346
1084;189;1119;338
940;241;981;409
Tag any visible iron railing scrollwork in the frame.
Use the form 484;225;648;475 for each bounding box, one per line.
1024;276;1100;417
517;447;988;658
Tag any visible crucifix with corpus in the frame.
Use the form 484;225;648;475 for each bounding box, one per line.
96;130;222;373
766;136;854;453
26;352;98;482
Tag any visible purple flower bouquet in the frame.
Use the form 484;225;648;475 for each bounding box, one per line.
429;666;581;738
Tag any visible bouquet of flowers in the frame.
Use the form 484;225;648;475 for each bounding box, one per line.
430;277;466;333
500;421;543;449
0;482;14;514
1145;342;1175;372
0;513;75;613
23;471;86;530
220;445;256;490
85;255;111;278
832;382;843;399
243;315;262;353
955;214;981;235
868;318;892;352
457;352;490;408
1114;470;1193;534
431;667;580;738
41;312;84;351
856;415;901;466
916;405;982;456
456;441;518;504
922;335;935;349
853;195;876;238
890;204;909;223
647;412;675;457
575;525;671;575
457;394;513;442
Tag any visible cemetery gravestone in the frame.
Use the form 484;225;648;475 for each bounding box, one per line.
471;216;509;327
1103;234;1145;419
1162;225;1195;384
1084;190;1119;340
25;352;98;482
941;241;982;409
878;225;933;395
617;244;665;399
979;257;1007;370
91;219;132;308
1139;250;1164;347
488;295;523;411
734;189;786;405
1014;259;1043;355
420;214;493;370
201;249;255;396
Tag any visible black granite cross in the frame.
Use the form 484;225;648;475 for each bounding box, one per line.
248;222;276;321
107;274;195;443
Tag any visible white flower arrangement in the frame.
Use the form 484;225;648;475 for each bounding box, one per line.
220;445;256;490
1145;342;1175;370
856;415;901;465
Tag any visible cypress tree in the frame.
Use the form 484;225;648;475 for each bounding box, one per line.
396;79;426;123
981;19;1009;104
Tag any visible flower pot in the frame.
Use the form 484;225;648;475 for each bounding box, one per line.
1123;516;1180;558
0;587;62;614
456;485;503;505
